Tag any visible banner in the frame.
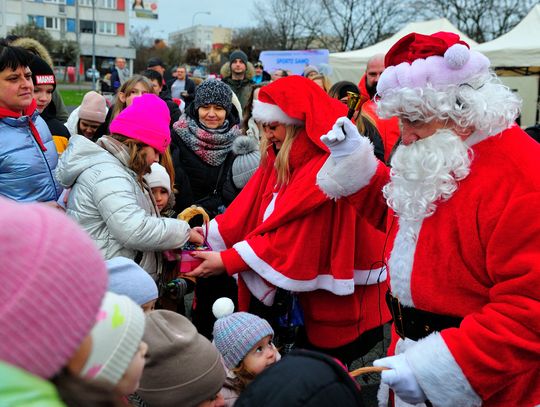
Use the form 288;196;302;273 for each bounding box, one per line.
259;49;329;76
131;0;158;19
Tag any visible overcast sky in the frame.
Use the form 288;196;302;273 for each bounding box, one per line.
130;0;258;38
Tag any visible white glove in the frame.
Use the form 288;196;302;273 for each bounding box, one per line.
374;354;427;404
320;117;364;158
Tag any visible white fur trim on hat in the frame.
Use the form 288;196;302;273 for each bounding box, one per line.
377;46;490;95
252;100;303;126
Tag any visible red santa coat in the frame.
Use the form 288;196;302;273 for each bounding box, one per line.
208;131;391;349
329;125;540;406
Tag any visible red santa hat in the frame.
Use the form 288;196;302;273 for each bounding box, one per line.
377;31;490;94
252;76;348;151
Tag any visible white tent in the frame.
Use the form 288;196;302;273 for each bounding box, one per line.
328;18;477;84
473;5;540;67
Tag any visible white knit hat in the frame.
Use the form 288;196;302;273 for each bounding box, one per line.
144;163;171;194
81;292;145;386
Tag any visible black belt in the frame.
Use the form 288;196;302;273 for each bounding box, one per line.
386;291;463;341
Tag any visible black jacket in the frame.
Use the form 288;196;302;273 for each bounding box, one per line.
167;77;196;106
236;350;365;407
170;132;239;221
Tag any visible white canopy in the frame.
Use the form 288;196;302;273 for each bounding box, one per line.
473;5;540;68
329;18;477;84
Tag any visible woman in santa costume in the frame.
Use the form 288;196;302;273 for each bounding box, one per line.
186;76;391;365
317;32;540;406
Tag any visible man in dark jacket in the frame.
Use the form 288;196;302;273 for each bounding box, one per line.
222;50;253;110
168;65;196;106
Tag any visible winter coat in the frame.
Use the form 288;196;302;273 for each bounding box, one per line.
56;135;191;279
220;62;255;111
0;109;62;202
0;362;65;406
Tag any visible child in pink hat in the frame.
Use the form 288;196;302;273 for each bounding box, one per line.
56;93;204;283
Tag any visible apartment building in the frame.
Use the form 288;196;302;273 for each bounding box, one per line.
169;25;232;55
0;0;135;73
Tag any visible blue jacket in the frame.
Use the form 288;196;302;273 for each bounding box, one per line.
0;111;62;202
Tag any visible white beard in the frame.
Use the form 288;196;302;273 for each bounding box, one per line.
383;130;473;222
384;129;473;306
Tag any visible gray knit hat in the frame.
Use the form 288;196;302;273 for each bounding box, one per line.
194;79;233;114
212;298;274;369
229;49;248;66
138;310;226;407
231;136;260;189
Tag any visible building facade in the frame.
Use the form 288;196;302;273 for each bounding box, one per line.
0;0;135;74
168;25;232;55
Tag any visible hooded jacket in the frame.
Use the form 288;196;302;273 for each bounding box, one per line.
56;135;191;279
0;102;62;202
220;62;255;110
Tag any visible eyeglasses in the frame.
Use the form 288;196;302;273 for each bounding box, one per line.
254;63;263;68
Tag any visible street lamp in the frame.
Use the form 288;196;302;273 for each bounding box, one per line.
191;11;211;27
91;0;96;91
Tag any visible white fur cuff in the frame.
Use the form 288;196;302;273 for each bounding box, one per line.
405;333;482;407
316;138;377;199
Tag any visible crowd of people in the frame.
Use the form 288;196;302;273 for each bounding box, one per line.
0;29;539;407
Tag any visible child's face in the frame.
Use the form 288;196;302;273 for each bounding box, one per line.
141;299;157;313
151;187;169;211
116;341;148;395
0;66;34;113
33;84;54;112
243;335;277;376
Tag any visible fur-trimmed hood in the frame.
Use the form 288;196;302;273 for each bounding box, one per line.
11;37;54;68
220;60;255;80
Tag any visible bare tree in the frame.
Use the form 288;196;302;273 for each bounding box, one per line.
411;0;538;43
253;0;321;50
316;0;407;51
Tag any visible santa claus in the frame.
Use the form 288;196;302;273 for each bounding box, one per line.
317;32;540;406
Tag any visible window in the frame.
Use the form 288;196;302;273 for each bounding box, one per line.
78;0;117;8
45;17;64;31
44;0;66;3
80;19;95;33
97;21;116;35
100;0;116;8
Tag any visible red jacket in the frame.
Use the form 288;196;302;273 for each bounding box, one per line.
347;126;540;406
208;131;390;349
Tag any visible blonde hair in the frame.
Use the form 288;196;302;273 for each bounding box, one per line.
260;125;301;186
110;134;152;183
311;74;332;93
223;361;256;395
111;75;153;121
159;147;176;193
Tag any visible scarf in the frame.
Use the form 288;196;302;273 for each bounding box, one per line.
96;135;131;167
0;99;46;151
173;114;239;166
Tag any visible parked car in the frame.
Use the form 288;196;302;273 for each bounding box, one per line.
85;68;100;81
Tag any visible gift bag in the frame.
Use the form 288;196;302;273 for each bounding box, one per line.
163;205;212;276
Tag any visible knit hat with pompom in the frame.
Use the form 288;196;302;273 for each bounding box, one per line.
212;297;274;369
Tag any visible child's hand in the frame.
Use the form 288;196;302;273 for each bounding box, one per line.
188;228;205;245
185;251;225;278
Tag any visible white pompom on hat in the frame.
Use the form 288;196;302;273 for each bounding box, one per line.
212;297;274;369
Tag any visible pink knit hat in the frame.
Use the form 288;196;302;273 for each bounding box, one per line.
109;93;171;154
0;198;108;379
79;91;108;123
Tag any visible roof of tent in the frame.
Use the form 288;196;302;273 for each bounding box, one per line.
473;5;540;68
329;18;477;84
